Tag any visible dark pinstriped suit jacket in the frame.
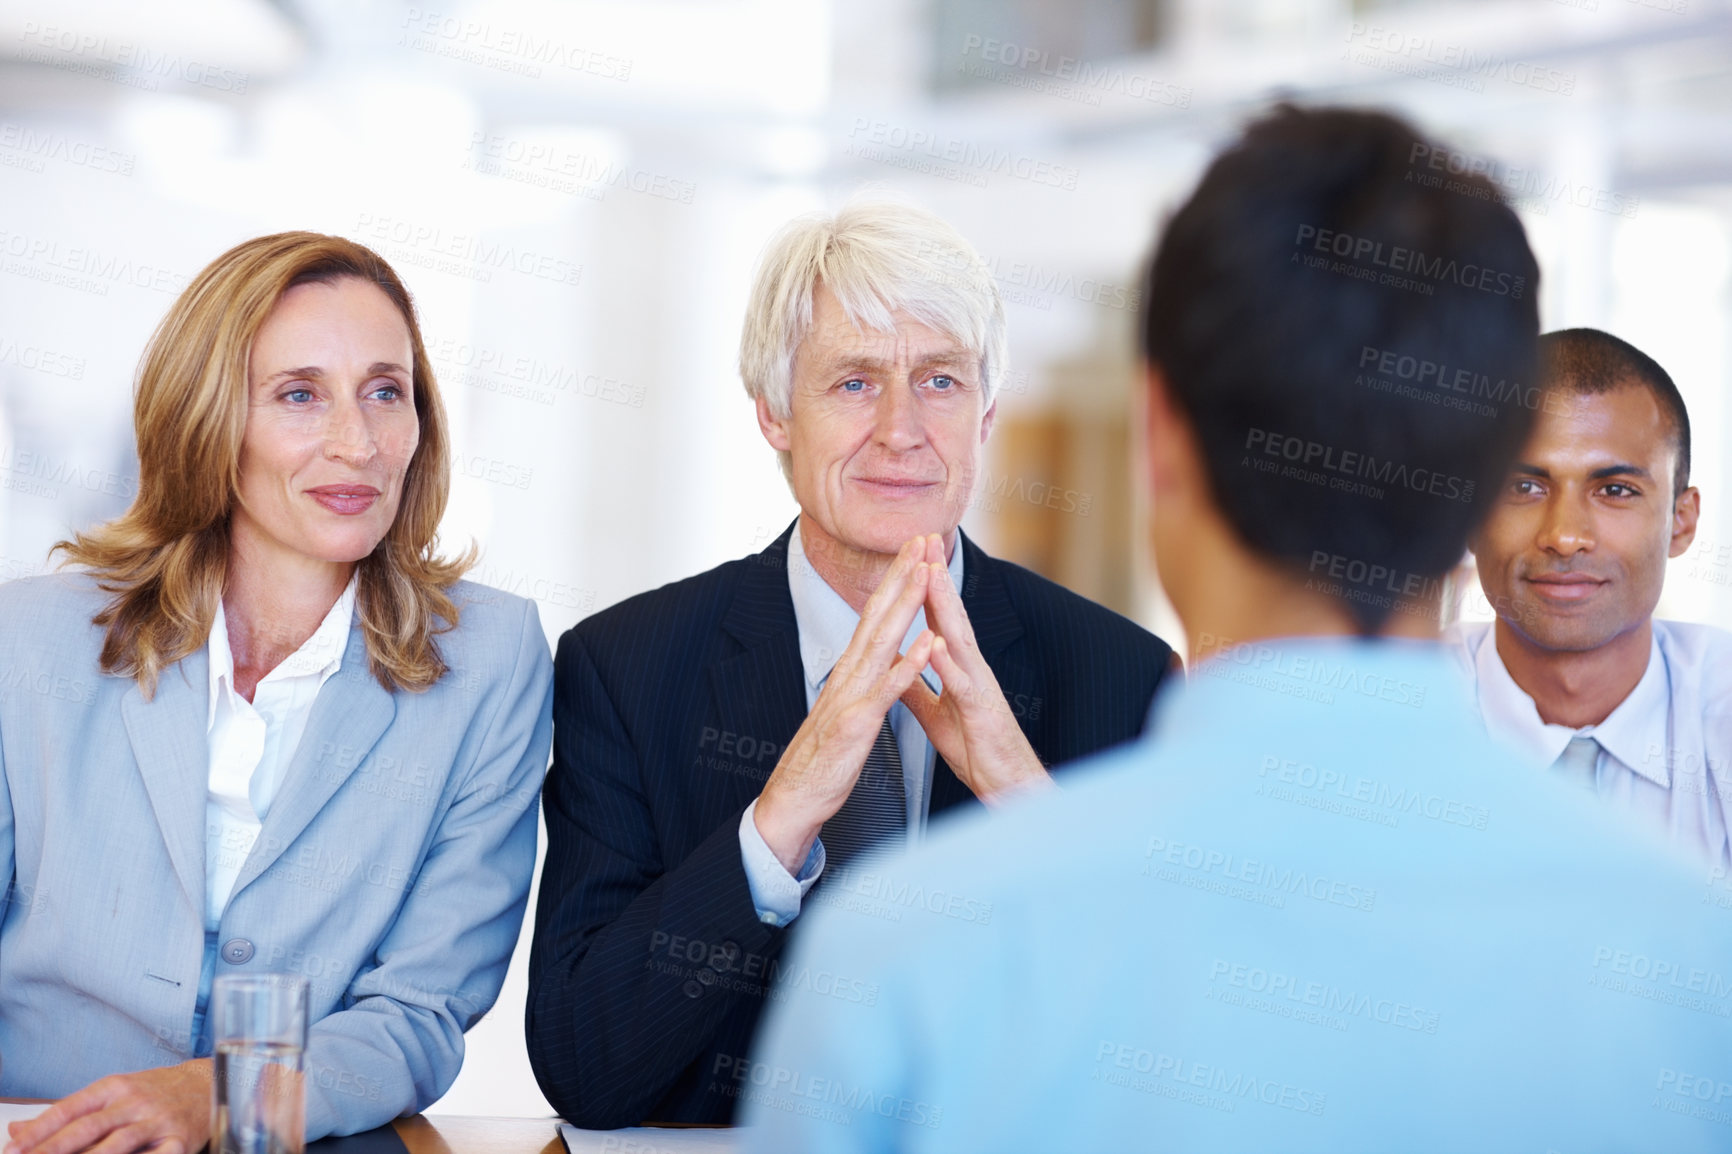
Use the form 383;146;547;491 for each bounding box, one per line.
525;523;1173;1127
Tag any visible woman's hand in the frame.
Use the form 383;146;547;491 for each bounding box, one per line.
4;1061;212;1154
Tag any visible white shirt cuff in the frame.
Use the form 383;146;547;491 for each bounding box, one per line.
738;798;825;927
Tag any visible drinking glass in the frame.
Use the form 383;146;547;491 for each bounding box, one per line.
210;974;309;1154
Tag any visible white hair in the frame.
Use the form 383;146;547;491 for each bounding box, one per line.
739;199;1008;477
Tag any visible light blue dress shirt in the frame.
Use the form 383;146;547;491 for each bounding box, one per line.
743;638;1732;1152
1457;619;1732;870
737;521;962;926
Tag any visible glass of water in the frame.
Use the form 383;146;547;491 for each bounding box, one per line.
210;974;309;1154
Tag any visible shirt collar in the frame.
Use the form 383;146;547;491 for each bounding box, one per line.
208;576;358;727
1579;634;1670;787
786;518;962;694
1468;622;1671;787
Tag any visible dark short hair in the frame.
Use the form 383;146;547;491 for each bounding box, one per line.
1140;104;1541;633
1539;328;1691;496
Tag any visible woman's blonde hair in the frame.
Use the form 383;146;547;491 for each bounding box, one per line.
56;231;473;696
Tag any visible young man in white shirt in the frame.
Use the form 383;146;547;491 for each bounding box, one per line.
1463;327;1732;868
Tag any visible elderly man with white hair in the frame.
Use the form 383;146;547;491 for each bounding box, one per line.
525;200;1175;1128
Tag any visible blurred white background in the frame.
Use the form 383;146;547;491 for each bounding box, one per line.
1;0;1728;1118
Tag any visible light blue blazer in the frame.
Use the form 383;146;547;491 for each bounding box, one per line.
0;572;553;1137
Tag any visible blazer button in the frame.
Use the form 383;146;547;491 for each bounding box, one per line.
221;938;255;965
682;979;704;999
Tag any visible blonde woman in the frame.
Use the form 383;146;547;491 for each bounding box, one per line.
0;233;552;1149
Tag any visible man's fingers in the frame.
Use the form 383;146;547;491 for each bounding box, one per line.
838;560;930;692
878;629;935;702
932;632;990;709
923;552;981;659
899;672;942;731
856;537;923;623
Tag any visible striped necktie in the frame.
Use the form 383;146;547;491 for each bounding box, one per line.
820;717;905;872
1549;735;1601;792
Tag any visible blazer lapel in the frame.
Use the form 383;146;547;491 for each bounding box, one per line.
120;653;212;915
930;532;1034;817
706;522;808;805
231;623;396;893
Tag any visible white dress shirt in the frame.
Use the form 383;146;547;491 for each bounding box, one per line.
205;579;357;931
1456;618;1732;870
737;523;961;926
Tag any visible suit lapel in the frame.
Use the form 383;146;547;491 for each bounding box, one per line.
232;622;396;893
930;533;1034;817
707;522;808;805
120;653;213;914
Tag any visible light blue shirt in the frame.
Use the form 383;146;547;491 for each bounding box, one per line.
1458;619;1732;871
737;521;962;926
742;637;1732;1152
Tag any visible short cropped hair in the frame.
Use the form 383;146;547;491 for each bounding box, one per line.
1140;104;1541;633
1539;328;1691;496
56;232;471;696
739;200;1007;478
